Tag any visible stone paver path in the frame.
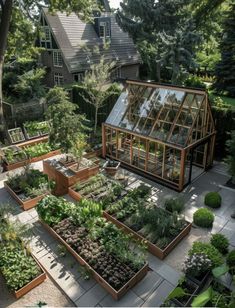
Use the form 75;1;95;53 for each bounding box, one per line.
0;159;234;306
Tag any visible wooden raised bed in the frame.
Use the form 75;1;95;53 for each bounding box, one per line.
14;256;46;299
43;160;99;196
40;220;148;300
103;211;192;260
4;149;61;171
4;182;48;211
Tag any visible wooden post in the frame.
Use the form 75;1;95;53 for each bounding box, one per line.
179;149;186;191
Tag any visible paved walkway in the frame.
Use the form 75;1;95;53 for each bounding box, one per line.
0;159;234;306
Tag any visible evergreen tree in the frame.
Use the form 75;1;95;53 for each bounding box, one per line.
117;0;198;83
213;1;235;97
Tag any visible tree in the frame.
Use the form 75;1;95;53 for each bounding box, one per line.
225;131;235;184
82;56;116;135
0;0;96;136
117;0;198;83
213;1;235;97
70;133;87;170
45;87;89;159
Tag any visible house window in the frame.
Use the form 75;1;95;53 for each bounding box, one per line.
74;73;84;83
99;21;111;39
40;26;52;49
112;67;122;80
53;51;63;67
54;73;64;86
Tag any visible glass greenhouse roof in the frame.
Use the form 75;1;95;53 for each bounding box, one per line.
106;82;213;147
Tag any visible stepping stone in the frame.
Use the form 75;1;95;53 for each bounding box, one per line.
75;284;107;307
142;280;175;307
100;290;143;307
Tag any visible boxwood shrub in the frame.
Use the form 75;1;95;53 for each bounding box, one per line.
210;233;229;255
204;192;222;208
189;241;223;268
193;208;214;228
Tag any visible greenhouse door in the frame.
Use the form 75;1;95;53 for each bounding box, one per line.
185;139;212;185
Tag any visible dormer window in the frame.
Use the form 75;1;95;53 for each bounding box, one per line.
94;17;111;40
100;21;110;39
40;26;52;49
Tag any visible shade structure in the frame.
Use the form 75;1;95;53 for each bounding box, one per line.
102;80;216;191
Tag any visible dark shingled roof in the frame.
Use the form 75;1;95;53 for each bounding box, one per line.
42;8;140;73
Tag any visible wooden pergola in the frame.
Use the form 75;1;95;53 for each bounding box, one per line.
102;80;216;191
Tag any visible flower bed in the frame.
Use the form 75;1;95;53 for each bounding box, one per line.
37;196;148;300
104;186;192;260
4;169;52;210
69;174;125;206
0;218;46;298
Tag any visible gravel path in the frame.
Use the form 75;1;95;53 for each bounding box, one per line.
0;275;74;308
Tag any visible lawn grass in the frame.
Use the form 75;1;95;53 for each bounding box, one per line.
209;91;235;107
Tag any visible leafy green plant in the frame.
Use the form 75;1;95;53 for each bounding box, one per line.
226;250;235;273
193;208;214;228
164;197;185;213
24;142;54;158
204;192;222;208
189;242;223;268
37;195;74;226
210;233;229;255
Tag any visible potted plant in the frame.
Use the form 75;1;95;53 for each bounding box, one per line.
103;159;120;176
182;253;212;289
168;277;199;307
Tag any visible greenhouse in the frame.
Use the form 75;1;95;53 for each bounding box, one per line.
102;80;216;191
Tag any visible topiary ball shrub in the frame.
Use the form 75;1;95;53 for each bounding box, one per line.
189;241;223;268
164;197;185;213
204;192;222;208
210;233;229;255
226;250;235;273
193;208;214;228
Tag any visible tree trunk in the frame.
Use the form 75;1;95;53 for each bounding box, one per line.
0;0;13;138
156;60;161;82
94;106;98;136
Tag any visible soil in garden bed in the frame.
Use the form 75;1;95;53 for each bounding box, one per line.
53;218;140;291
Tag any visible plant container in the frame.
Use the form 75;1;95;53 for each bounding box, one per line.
171;278;199;307
186;271;211;290
104;160;120;176
103;211;192;260
40;220;148;300
4;182;48;211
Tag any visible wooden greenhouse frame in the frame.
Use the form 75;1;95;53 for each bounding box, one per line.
102;80;216;191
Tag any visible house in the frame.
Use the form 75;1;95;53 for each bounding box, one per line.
38;0;140;87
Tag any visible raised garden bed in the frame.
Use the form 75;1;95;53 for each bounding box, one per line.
1;138;60;171
43;157;99;196
104;187;192;260
69;174;125;206
4;169;51;210
37;196;148;300
24;120;50;139
0;219;46;298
